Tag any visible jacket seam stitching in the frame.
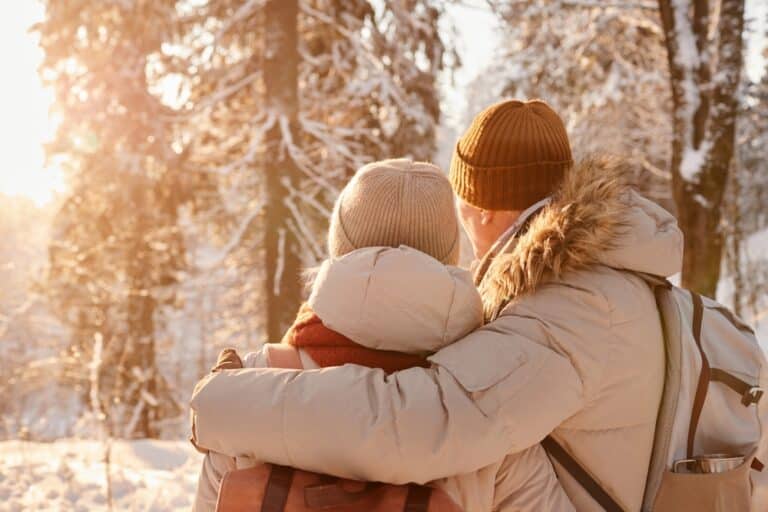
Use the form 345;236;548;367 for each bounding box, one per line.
493;311;595;403
281;372;299;467
441;273;458;345
556;420;656;434
358;249;385;334
495;349;585;423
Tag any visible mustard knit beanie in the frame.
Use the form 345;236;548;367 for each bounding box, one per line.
450;99;573;211
328;159;460;265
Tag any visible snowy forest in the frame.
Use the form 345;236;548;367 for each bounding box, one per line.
0;0;767;510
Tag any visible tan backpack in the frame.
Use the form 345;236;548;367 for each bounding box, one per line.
214;344;463;512
544;274;768;511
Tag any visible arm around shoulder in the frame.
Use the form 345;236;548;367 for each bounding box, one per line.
190;319;584;484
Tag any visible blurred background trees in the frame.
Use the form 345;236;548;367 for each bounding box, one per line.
25;0;451;439
724;55;768;325
479;1;672;203
0;0;764;440
168;0;450;344
37;1;192;438
483;0;753;298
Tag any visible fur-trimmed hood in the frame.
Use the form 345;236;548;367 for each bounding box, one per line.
478;155;683;318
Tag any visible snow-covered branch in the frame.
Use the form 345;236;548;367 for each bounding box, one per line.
195;201;264;271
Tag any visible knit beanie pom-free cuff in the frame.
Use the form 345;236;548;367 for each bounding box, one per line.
449;99;574;211
450;146;572;211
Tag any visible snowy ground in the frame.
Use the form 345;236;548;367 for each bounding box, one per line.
0;439;202;512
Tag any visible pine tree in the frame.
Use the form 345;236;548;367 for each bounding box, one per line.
33;1;451;436
173;0;451;342
0;196;70;440
37;0;191;438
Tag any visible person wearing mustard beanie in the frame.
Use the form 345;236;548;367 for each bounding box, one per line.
450;99;573;260
450;99;573;211
328;158;460;265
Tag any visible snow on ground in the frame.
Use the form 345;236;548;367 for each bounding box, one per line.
0;439;202;512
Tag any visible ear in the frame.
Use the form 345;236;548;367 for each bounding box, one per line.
480;209;495;226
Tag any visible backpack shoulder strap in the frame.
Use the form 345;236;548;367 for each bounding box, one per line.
635;275;683;511
261;465;294;512
542;436;625;512
265;344;304;369
686;291;708;458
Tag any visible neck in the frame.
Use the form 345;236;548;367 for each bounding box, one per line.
474;213;522;260
474;235;504;262
472;197;552;283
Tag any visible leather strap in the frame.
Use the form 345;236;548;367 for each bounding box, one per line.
687;291;709;458
261;465;294;512
304;481;432;511
542;436;625;512
404;484;432;512
304;481;382;508
710;368;764;406
266;344;304;369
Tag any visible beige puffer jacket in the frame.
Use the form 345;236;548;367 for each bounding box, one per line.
194;246;573;512
191;156;682;511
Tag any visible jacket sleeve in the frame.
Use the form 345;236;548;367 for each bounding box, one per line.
189;315;585;485
242;346;269;368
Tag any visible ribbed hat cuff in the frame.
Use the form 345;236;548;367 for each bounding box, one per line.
449;147;572;211
327;189;357;259
436;224;461;266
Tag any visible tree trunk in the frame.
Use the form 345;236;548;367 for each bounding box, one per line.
673;189;724;297
726;156;744;317
263;0;303;340
121;200;159;439
657;0;745;297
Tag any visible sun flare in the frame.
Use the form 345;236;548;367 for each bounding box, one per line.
0;2;63;207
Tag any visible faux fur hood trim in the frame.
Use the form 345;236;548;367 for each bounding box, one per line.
478;155;677;320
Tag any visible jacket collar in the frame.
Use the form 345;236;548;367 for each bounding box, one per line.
477;155;682;320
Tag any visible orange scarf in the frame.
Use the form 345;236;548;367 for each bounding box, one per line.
281;303;429;374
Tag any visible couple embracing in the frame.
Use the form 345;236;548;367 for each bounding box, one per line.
190;99;682;511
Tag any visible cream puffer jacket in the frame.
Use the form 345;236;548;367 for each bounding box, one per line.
193;245;574;512
191;156;682;511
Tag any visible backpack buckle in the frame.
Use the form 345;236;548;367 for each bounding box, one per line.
742;387;764;406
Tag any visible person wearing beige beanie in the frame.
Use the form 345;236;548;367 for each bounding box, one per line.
327;158;460;265
194;157;576;511
195;159;563;511
193;99;684;511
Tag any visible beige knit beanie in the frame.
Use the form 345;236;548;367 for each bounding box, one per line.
328;159;460;265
